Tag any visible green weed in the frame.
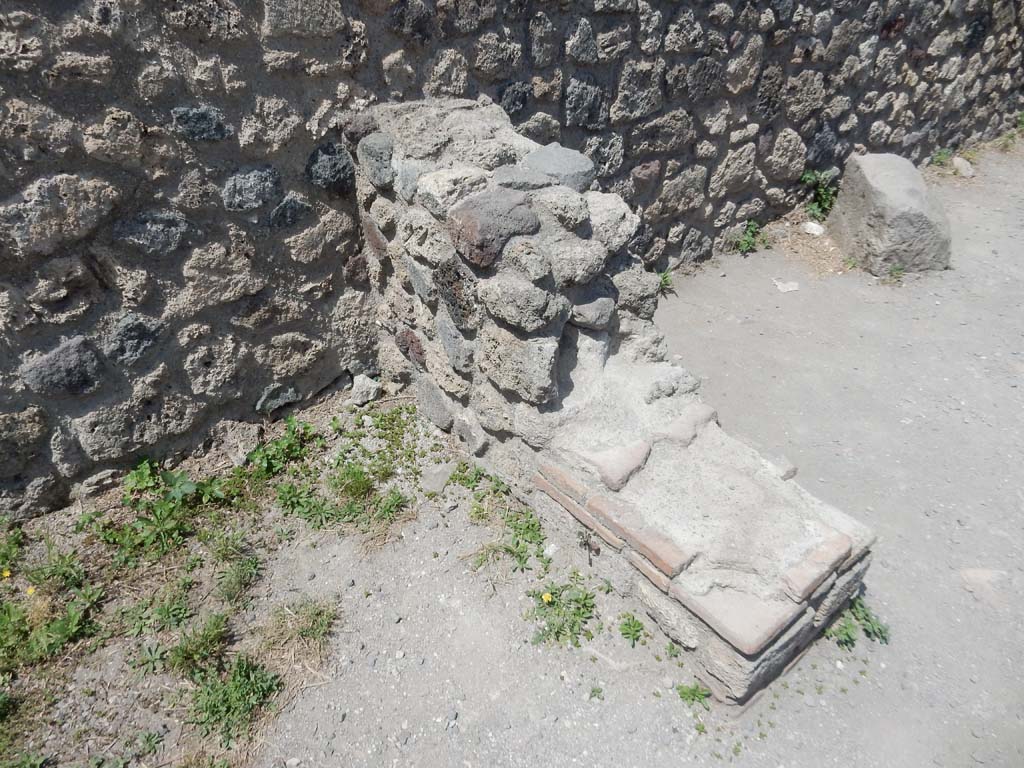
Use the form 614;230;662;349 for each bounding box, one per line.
886;264;906;282
657;270;675;296
367;488;411;531
330;461;375;499
168;614;229;678
527;572;597;648
0;683;15;722
26;541;84;592
246;418;318;481
0;584;103;673
735;221;767;254
215;557;260;605
1;754;48;768
448;462;487;491
618;613;646;648
276;482;351;529
825;613;859;649
676;682;712;710
825;596;889;649
207;530;246;563
849;596;890;644
801;170;838;221
89;462;231;566
473;505;546;572
930;147;954;167
122;578;193;636
466;473;547;572
189;655;281;746
134;731;163;757
133;643;167;675
335;405;421;483
0;521;25;573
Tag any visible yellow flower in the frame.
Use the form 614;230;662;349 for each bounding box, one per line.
1;568;9;579
541;592;553;604
26;585;36;596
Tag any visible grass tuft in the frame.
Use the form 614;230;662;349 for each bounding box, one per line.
265;598;338;661
168;614;230;679
189;655;281;747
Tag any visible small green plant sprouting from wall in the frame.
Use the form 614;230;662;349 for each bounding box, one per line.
657;270;675;296
735;221;767;254
884;263;906;284
930;147;954;167
800;170;838;221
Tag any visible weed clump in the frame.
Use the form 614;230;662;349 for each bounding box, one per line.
657;270;674;296
168;613;230;678
618;612;646;648
676;682;712;710
189;655;281;747
527;572;597;647
930;147;954;167
825;596;890;649
0;583;103;673
800;170;838;221
265;598;338;660
735;221;767;254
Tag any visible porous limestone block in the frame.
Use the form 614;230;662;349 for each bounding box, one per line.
830;153;952;275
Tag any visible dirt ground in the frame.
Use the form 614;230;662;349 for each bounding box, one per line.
653;143;1024;767
254;145;1024;768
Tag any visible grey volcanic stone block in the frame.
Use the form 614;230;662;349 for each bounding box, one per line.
521;143;596;192
306;143;356;196
170;105;232;141
565;77;607;130
20;336;104;396
101;312;161;366
356;132;395;190
830;153;952;276
221;167;282;211
436;309;474;373
348;374;382;406
447;188;540;268
415;378;454;431
115;210;190;255
256;383;301;415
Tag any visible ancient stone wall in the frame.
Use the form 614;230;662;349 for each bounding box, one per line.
361;100;660;481
1;0;1022;518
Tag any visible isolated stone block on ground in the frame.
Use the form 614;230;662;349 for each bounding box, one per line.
830;153;952;276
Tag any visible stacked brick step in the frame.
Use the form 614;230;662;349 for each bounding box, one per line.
531;354;875;704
